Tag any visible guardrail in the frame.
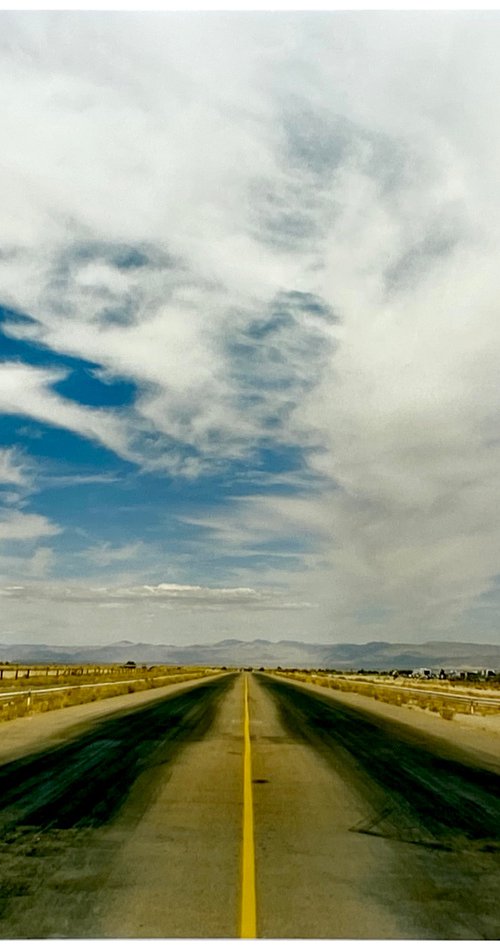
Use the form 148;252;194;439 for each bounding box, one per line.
360;681;500;710
0;669;224;720
273;670;500;716
0;666;121;680
0;675;163;700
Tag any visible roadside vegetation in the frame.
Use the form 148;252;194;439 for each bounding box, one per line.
272;670;500;720
0;666;223;723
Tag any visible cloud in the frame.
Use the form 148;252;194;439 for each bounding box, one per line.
39;472;119;488
0;546;56;582
28;546;56;578
0;362;132;459
84;542;146;567
0;510;61;541
0;447;31;488
2;14;500;644
0;580;311;611
0;576;316;646
179;493;329;559
0;14;336;475
0;450;61;582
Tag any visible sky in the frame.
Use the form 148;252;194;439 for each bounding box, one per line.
2;11;500;646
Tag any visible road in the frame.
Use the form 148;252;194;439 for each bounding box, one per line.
0;671;499;938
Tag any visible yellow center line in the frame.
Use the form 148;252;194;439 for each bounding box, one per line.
240;674;257;939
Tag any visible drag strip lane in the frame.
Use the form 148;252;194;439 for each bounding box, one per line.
0;674;236;938
253;673;500;939
0;675;233;834
258;674;500;850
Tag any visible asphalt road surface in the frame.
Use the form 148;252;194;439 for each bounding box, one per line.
0;671;499;938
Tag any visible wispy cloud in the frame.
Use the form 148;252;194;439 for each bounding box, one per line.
0;580;312;611
0;547;56;581
0;447;31;488
0;511;61;542
39;472;120;489
1;14;500;644
84;542;146;567
0;362;131;460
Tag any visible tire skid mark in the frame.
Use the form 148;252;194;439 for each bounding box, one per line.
0;677;232;832
0;676;235;937
259;675;500;850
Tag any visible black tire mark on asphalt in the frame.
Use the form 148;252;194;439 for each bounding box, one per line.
259;675;500;849
0;675;233;833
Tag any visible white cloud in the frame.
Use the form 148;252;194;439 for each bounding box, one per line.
0;14;332;473
2;14;500;643
0;546;55;582
0;579;310;611
84;542;145;567
0;510;61;541
0;447;31;488
40;472;119;488
180;493;330;557
0;578;316;646
0;452;61;583
28;546;55;578
0;363;132;459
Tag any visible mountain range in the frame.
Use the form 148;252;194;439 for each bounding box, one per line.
1;638;500;670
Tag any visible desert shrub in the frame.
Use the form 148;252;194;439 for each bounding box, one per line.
271;669;500;719
415;697;431;711
0;668;214;723
314;677;329;687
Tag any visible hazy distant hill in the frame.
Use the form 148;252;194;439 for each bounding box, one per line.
1;638;500;669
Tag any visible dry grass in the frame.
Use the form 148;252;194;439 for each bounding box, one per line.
0;669;219;724
0;666;178;690
274;670;500;719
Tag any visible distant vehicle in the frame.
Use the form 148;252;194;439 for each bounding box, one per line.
123;660;137;669
411;667;432;679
